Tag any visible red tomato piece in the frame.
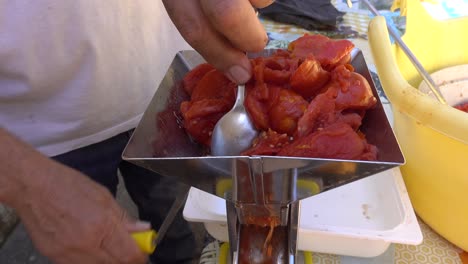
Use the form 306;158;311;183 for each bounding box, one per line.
191;69;236;102
269;89;308;135
336;112;363;131
244;84;282;131
183;112;225;147
182;63;215;95
245;92;270;131
251;58;269;100
290;57;330;99
242;129;290;156
263;67;291;85
279;122;376;160
181;99;232;120
288;34;354;70
295;88;338;138
327;65;377;111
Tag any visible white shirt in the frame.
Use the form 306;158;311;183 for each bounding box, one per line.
0;0;191;156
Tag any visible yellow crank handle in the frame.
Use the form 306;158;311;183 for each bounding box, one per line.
131;230;157;254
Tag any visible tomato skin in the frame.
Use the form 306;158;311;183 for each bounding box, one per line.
328;65;377;111
278;122;377;160
295;88;338;139
191;69;236;102
263;67;291;85
182;99;232;120
288;34;355;70
244;86;270;131
290;58;330;99
182;63;214;95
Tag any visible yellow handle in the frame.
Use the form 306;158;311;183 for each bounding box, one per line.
131;230;157;254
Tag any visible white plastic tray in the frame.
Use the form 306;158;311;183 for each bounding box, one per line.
183;167;423;258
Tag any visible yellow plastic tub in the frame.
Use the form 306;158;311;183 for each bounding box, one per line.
368;0;468;250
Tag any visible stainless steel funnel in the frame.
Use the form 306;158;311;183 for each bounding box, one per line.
122;49;404;201
122;49;404;263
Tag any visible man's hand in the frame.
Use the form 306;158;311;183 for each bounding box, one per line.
0;129;148;264
163;0;274;84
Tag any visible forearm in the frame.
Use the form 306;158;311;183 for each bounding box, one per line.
0;127;50;208
0;128;149;263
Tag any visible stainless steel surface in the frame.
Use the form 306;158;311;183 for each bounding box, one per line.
288;202;300;261
226;198;239;263
226;200;300;263
211;84;258;156
154;185;190;247
122;49;404;202
122;48;405;263
361;0;447;105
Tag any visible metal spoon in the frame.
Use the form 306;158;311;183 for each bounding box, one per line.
211;84;258;156
360;0;447;105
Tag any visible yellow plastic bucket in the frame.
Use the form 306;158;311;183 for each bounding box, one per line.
368;0;468;250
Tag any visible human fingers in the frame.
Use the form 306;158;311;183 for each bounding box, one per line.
163;0;252;84
200;0;268;52
19;162;147;264
249;0;275;8
100;208;149;264
49;250;110;264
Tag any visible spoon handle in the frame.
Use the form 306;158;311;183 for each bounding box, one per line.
236;84;246;105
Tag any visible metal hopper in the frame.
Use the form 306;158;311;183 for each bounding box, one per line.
122;49;404;263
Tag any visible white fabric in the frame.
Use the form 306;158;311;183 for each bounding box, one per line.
0;0;191;156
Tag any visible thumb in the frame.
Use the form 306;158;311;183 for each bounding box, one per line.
163;0;254;84
224;56;253;84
